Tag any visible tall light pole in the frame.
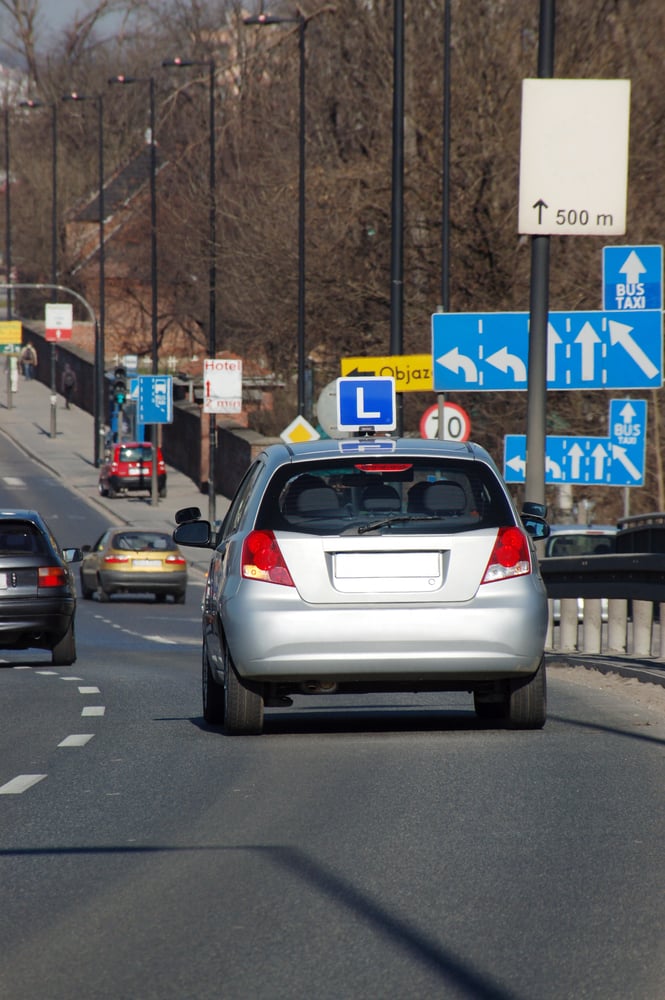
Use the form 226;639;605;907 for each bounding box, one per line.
244;10;307;418
62;92;106;467
162;56;219;523
109;74;159;504
20;99;58;438
3;107;12;319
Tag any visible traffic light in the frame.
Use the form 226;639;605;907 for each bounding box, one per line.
113;366;127;406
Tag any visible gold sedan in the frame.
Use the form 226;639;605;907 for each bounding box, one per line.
80;528;187;603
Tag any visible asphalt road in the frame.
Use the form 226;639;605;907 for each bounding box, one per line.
1;438;664;1000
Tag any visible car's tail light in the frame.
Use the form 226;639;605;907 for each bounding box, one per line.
481;526;531;583
165;555;186;566
104;554;130;564
38;566;68;587
242;530;294;586
110;463;119;473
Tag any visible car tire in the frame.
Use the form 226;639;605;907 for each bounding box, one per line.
51;621;76;666
202;645;225;724
223;642;264;735
98;482;109;497
80;577;94;600
155;593;167;603
505;658;547;730
159;484;167;499
97;577;110;602
174;591;186;605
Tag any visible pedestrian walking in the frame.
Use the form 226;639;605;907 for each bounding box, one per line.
61;362;77;409
20;342;37;380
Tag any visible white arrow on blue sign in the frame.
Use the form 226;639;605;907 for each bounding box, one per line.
602;245;662;311
503;398;646;486
336;376;396;431
137;375;173;425
432;310;662;391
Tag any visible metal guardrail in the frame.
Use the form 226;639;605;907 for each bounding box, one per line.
540;553;665;658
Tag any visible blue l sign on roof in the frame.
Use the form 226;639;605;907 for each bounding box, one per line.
603;245;662;310
336;376;396;431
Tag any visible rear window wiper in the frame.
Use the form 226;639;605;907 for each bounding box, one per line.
357;513;438;535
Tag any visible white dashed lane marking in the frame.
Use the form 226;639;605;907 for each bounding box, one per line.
58;734;95;748
0;774;47;795
78;686;100;694
81;706;105;717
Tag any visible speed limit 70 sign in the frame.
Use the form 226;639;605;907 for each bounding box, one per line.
420;402;471;441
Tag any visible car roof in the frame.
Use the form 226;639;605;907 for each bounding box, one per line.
548;524;616;534
0;509;46;524
261;437;492;466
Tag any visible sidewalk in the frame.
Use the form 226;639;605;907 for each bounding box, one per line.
0;376;227;577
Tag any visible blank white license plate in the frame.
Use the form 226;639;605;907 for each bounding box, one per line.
129;467;149;475
334;551;440;579
0;573;7;589
132;559;160;568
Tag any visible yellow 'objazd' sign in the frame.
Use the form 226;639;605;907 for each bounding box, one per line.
340;354;433;392
0;321;22;345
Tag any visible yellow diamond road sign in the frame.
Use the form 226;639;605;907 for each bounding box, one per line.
281;415;320;444
341;354;432;392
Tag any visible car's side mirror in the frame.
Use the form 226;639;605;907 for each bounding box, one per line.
521;501;547;519
173;520;215;548
63;547;83;563
175;506;202;525
521;515;550;540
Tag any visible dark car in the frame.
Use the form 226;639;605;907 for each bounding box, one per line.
174;438;550;735
98;442;167;499
80;527;187;603
0;510;80;664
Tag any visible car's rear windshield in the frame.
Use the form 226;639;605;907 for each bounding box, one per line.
119;445;153;462
546;532;616;557
112;531;177;551
0;520;49;554
257;458;514;535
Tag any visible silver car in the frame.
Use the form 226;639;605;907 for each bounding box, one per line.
174;438;550;734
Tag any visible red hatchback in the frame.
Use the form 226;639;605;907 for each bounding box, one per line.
98;442;167;499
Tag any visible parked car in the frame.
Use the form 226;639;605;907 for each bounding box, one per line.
0;509;80;664
174;438;550;735
543;524;617;622
98;442;167;499
80;528;187;603
544;524;617;557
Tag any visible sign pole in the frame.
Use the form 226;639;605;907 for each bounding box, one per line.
524;0;555;507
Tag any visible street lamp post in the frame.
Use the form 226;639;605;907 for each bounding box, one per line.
244;10;307;418
21;99;58;438
109;74;159;504
3;108;11;321
62;92;106;467
162;56;219;523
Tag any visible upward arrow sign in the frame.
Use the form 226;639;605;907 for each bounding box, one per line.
619;250;647;286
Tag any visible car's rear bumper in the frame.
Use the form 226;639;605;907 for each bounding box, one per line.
107;474;167;492
218;580;548;684
100;570;187;594
0;597;75;648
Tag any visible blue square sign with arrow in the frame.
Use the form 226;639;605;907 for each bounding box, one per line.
603;245;662;311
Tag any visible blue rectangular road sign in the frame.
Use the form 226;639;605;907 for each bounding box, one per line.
603;245;662;311
432;310;662;391
504;398;646;487
336;376;396;431
137;375;173;425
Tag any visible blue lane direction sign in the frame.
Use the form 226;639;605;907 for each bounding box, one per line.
336;376;396;432
137;375;173;425
504;398;646;487
608;397;647;485
603;245;662;311
432;310;662;391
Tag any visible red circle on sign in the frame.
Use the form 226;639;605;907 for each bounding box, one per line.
419;402;471;441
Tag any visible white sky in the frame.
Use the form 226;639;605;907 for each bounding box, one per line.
39;0;123;37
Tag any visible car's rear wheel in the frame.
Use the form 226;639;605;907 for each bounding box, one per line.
52;622;76;666
98;482;109;497
506;658;547;729
80;576;94;600
202;645;225;724
96;577;110;602
173;591;186;605
155;593;167;603
223;642;264;735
